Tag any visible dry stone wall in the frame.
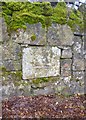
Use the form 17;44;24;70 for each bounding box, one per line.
1;18;85;99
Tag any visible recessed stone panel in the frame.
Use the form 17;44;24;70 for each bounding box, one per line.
23;46;61;79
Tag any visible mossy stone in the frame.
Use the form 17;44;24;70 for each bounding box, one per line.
31;34;36;41
2;2;84;32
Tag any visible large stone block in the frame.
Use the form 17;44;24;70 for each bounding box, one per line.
23;46;61;79
12;23;46;45
47;23;74;46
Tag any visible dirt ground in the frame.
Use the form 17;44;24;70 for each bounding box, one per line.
2;94;86;119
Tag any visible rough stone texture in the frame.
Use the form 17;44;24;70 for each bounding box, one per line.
33;86;55;96
73;71;84;84
2;72;31;99
70;81;84;94
2;41;21;60
0;44;2;66
3;60;21;71
1;21;85;99
69;71;85;94
2;82;16;99
73;36;84;59
61;47;72;58
2;40;22;71
47;23;74;46
23;46;61;79
1;18;9;42
12;23;46;45
72;36;84;71
0;18;2;42
73;58;84;71
61;59;72;77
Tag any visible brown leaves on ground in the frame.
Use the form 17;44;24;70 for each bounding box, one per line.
2;94;86;119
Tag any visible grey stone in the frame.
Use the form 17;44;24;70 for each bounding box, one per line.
72;71;84;94
2;41;21;60
2;73;32;98
2;82;16;99
73;58;84;71
47;23;74;46
61;59;72;77
0;18;2;42
1;18;9;42
54;80;67;94
70;81;84;94
33;86;55;95
16;83;31;96
23;46;61;79
61;47;72;58
61;86;72;96
12;23;46;45
61;75;72;84
73;36;84;59
73;71;84;82
0;45;2;66
73;36;84;71
3;59;21;71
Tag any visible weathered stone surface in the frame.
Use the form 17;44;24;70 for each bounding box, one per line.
70;71;85;94
73;36;84;59
33;86;55;96
2;82;16;99
0;18;2;42
73;58;84;71
61;47;72;58
2;71;32;99
73;36;84;71
70;81;84;94
61;59;72;77
1;21;85;98
0;45;2;66
73;71;84;82
12;23;46;45
47;23;74;46
2;41;21;60
3;60;21;71
23;46;61;79
1;18;9;42
63;76;71;85
54;80;72;96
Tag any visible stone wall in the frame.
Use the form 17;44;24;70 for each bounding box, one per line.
1;18;85;99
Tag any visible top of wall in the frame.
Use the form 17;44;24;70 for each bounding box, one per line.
2;1;84;33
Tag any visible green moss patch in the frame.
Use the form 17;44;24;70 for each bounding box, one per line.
2;1;84;32
31;34;36;41
32;76;60;85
